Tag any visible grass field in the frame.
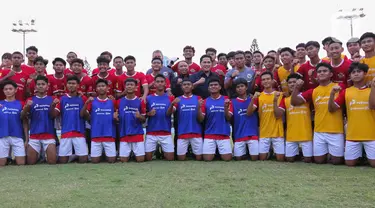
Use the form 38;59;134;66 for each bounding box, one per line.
1;161;374;208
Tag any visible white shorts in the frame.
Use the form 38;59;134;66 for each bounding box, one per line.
177;138;203;156
203;139;232;155
119;141;145;157
29;139;56;155
233;140;259;157
59;137;88;157
145;135;174;153
91;141;116;157
285;141;313;157
0;137;26;158
345;140;375;160
313;132;344;157
259;138;285;154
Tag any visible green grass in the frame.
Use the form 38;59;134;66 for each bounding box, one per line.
1;161;374;208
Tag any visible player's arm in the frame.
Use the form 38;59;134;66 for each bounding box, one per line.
224;99;233;121
249;71;259;94
167;97;178;116
80;97;93;120
291;79;308;106
0;70;14;83
136;101;147;123
273;92;284;118
328;86;343;112
197;98;205;122
21;99;33;120
247;92;259;116
370;78;375;110
224;70;236;90
50;98;60;118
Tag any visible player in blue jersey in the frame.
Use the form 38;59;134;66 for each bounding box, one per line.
145;74;175;161
21;75;57;165
81;79;117;163
51;75;88;163
230;78;259;161
172;78;204;161
116;78;146;162
0;80;26;166
200;78;233;161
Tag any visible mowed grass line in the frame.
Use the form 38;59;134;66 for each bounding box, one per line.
0;161;374;208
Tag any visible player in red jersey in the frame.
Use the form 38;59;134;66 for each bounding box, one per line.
64;52;87;76
91;51;115;76
71;58;93;96
112;56;124;77
48;57;67;97
346;38;361;62
1;53;12;70
295;43;307;65
206;47;227;80
172;46;201;74
0;52;30;101
21;46;38;76
146;57;171;95
217;53;228;70
91;56;118;98
26;56;50;97
328;38;352;87
254;55;279;92
252;51;264;72
115;55;148;100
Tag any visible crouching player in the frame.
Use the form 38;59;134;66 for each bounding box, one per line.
231;78;259;161
0;80;26;166
117;78;146;162
51;76;88;163
274;74;313;163
329;63;375;167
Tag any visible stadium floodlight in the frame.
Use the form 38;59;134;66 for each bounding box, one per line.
11;19;38;56
336;8;366;37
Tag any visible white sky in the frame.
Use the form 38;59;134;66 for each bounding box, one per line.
0;0;374;74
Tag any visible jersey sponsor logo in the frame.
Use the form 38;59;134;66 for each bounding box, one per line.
180;104;197;112
314;95;329;105
150;102;167;110
247;74;253;80
261;103;273;112
209;105;224;112
349;99;369;111
163;72;168;77
190;69;195;73
81;85;86;90
237;108;247;116
94;107;111;115
33;103;50;111
64;103;79;110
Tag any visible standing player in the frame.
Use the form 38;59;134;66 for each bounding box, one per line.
1;53;12;70
231;78;259;161
360;32;375;83
227;51;236;69
71;58;93;96
112;56;124;77
26;56;50;97
247;71;284;161
297;41;323;90
64;52;88;75
291;62;345;165
117;78;146;162
81;79;117;163
218;53;228;69
174;78;204;161
146;50;175;81
206;48;227;82
146;58;171;95
48;58;67;97
254;55;279;92
145;74;175;161
21;76;57;165
244;51;253;68
21;46;38;76
172;46;201;74
0;80;26;166
328;38;352;86
200;78;233;161
346;38;361;62
274;74;313;163
91;56;117;98
295;43;307;65
51;76;88;164
91;51;115;76
329;63;375;167
274;47;299;94
252;51;264;72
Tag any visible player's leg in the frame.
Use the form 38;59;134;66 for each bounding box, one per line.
119;142;131;162
327;133;344;165
344;141;361;166
159;135;175;161
132;142;145;162
27;139;41;165
11;137;26;165
177;139;189;161
233;141;246;160
58;138;72;164
72;137;88;163
0;138;11;166
217;140;232;161
259;138;271;161
363;141;375;168
43;139;57;164
190;138;203;161
248;140;259;161
301;141;313;163
285;141;298;162
145;135;158;161
90;142;103;163
313;132;328;164
203;139;216;161
103;142;116;163
272;138;285;162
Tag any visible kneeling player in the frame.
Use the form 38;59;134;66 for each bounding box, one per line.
274;74;313;162
81;79;116;163
21;76;57;165
51;76;88;163
231;78;259;161
117;78;146;162
202;78;232;161
0;80;26;166
174;78;204;161
329;63;375;167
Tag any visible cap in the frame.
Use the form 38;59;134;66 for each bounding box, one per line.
328;37;343;46
322;37;333;45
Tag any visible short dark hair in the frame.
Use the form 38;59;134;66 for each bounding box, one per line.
67;75;80;84
35;75;49;84
279;47;294;56
183;45;195;53
253;50;264;57
71;58;84;66
287;73;302;82
154;74;165;81
125;77;137;85
267;50;277;54
2;53;11;60
96;55;110;64
322;37;333;45
96;78;108;86
348;62;369;74
205;47;217;54
124;55;136;62
181;78;192;84
26;46;38;53
207;77;220;85
316;62;333;72
305;41;320;49
12;51;23;57
260;71;274;79
100;51;112;60
1;80;17;89
33;56;48;65
52;57;66;66
233;77;248;87
234;50;245;57
217;53;227;59
67;51;77;57
227;51;236;59
263;55;275;62
200;55;212;63
151;57;163;63
244;51;252;55
296;43;306;49
113;56;123;61
360;32;375;42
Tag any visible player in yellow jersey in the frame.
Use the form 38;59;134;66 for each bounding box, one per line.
247;71;284;161
274;47;299;94
274;74;313;163
328;63;375;167
359;32;375;83
291;62;345;165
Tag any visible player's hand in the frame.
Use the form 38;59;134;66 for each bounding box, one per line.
177;78;183;84
224;99;231;109
274;91;281;101
141;95;147;102
331;85;341;94
274;64;280;70
308;69;314;77
148;108;156;117
135;110;142;119
198;99;204;107
85;97;94;104
253;92;261;99
295;79;304;90
149;81;155;88
292;59;299;66
197;77;205;84
216;69;225;76
26;78;33;85
255;70;261;78
26;100;33;107
231;70;240;78
52;98;60;107
171;97;180;105
113;111;119;121
282;91;290;97
108;95;115;100
352;52;361;62
8;70;15;78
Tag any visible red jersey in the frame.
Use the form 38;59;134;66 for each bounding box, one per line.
27;76;53;97
78;75;93;95
21;64;36;76
296;60;326;90
172;61;201;74
91;73;117;96
64;68;88;76
115;72;148;97
0;69;29;101
211;64;227;83
91;68;115;76
331;59;352;87
254;69;279;92
47;74;67;97
145;74;171;95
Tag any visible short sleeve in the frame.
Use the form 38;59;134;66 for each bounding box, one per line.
300;89;313;103
86;102;92;112
140;73;148;85
166;78;171;90
140;100;146;115
224;70;233;80
113;100;119;111
253;98;259;108
334;89;346;107
278;97;286;110
55;97;62;112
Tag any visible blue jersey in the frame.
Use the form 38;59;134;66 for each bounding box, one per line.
146;93;173;134
0;100;24;138
231;97;259;141
118;97;145;140
176;95;202;138
202;95;231;138
29;96;55;138
89;98;116;141
57;95;86;138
